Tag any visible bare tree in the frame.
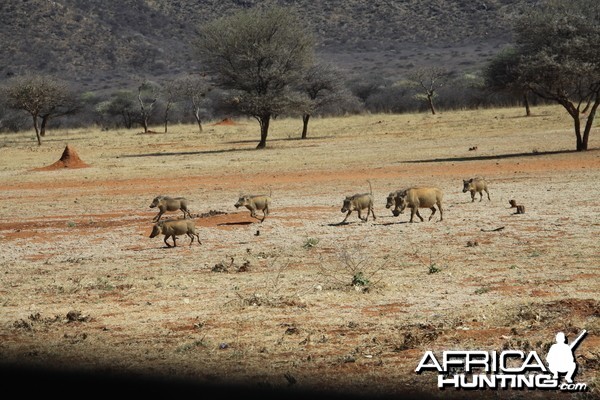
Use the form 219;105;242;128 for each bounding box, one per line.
175;75;211;133
137;80;159;133
4;74;80;145
407;67;449;115
197;5;314;148
299;63;347;139
161;79;179;134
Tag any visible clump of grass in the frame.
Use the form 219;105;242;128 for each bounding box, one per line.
474;287;490;295
351;271;370;287
302;237;319;249
428;264;441;274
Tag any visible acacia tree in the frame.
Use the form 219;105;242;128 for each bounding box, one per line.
407;67;449;115
484;47;532;116
299;63;346;139
513;0;600;151
4;74;79;145
96;90;138;129
197;5;314;148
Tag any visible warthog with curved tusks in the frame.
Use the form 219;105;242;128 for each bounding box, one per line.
341;193;376;223
386;188;422;219
150;195;192;222
462;178;490;202
397;187;444;223
235;194;271;222
149;219;201;247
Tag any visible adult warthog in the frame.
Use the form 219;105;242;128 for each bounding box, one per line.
149;219;201;247
150;195;192;222
235;194;272;222
397;187;444;223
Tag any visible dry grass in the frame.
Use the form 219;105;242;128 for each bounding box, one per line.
0;105;598;398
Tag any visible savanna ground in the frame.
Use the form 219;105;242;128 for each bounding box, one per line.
0;105;598;399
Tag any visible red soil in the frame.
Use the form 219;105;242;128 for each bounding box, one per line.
211;118;237;126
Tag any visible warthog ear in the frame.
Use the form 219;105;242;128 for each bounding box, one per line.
469;178;474;183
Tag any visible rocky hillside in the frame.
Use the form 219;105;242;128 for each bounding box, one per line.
0;0;538;90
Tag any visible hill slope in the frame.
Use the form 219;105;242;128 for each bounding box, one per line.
0;0;537;90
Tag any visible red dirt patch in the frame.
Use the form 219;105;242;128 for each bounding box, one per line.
211;118;238;126
33;145;90;171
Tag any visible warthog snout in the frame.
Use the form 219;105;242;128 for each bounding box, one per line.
341;198;351;213
385;196;394;209
149;224;161;238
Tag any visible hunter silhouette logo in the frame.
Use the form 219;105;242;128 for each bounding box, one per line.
415;330;588;392
546;330;586;384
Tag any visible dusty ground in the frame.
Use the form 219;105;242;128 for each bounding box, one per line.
0;106;598;398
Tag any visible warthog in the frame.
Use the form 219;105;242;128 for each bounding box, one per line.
462;178;490;202
234;194;271;222
386;188;423;219
149;219;201;247
397;187;444;223
341;193;376;223
149;195;192;222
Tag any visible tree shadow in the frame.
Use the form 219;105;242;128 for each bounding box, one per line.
225;135;334;144
217;221;254;226
403;148;582;163
120;147;257;158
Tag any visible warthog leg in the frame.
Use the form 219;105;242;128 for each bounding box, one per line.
187;232;201;245
428;207;437;221
341;210;352;223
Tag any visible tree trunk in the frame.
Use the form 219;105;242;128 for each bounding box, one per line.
40;114;50;138
32;115;41;146
194;108;203;133
572;114;584;151
163;104;170;133
557;98;586;151
581;95;599;151
427;93;436;115
523;92;531;117
257;114;270;149
301;114;310;139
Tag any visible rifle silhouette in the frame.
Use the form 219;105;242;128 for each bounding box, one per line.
569;330;587;350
